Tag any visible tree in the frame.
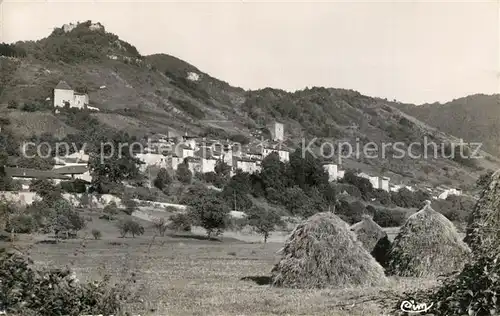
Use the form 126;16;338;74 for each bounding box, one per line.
248;207;283;243
476;171;494;189
117;219;144;238
29;179;62;204
176;161;192;184
153;168;171;191
152;217;168;236
104;201;119;216
287;149;329;190
167;213;192;232
51;199;85;239
188;192;230;239
341;171;374;200
121;194;137;215
88;131;142;193
260;153;288;193
214;160;231;184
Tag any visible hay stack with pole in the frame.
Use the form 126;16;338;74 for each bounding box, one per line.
387;200;471;277
464;169;500;254
350;214;392;267
271;212;387;289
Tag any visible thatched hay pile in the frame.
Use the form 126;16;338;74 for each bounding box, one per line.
464;170;500;254
387;201;471;277
350;215;392;267
271;212;387;289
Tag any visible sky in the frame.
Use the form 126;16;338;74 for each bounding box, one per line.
1;0;498;104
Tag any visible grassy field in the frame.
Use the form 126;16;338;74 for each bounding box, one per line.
5;212;437;316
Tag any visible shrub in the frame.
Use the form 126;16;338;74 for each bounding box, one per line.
60;179;87;193
168;213;192;232
6;214;37;234
7;100;18;109
407;252;500;316
0;249;127;316
372;207;408;227
335;199;366;225
91;229;102;240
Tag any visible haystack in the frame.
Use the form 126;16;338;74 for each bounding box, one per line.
350;215;392;267
387;201;471;277
271;212;387;289
464;170;500;253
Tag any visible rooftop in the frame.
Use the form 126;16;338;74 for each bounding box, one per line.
5;167;71;180
55;80;72;90
52;165;89;175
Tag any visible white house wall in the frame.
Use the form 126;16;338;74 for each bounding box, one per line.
54;89;74;108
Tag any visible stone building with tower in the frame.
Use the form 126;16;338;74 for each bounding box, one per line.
53;80;89;109
270;122;284;141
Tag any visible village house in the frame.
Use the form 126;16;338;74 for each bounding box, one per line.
438;187;462;200
135;153;168;172
379;176;390;192
52;165;92;183
185;157;202;174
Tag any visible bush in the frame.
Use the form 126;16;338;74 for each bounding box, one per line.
401;252;500;316
335;199;366;225
0;249;127;316
372;207;409;227
333;182;362;199
168;213;192;232
91;229;102;240
60;179;87;193
6;214;37;234
391;188;430;208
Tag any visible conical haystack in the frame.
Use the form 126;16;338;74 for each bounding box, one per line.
271;212;387;289
387;201;471;277
351;215;392;267
465;170;500;253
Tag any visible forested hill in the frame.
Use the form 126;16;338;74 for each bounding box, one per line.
0;20;498;189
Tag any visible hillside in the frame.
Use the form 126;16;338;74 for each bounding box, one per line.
0;20;498;189
395;94;500;157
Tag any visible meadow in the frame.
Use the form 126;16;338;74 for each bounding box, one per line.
4;211;438;316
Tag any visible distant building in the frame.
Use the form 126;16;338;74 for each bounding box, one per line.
52;165;92;183
135;153;168;172
262;146;290;162
438;188;462;200
323;163;340;182
379;177;390;192
233;158;261;174
5;167;71;184
270;122;284;141
53;80;89;110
